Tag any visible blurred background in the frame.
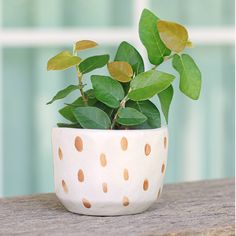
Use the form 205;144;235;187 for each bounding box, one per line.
0;0;234;197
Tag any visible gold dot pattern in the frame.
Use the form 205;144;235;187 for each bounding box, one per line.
78;169;84;182
164;137;167;149
121;137;128;151
82;198;91;208
145;144;151;156
161;163;165;173
62;180;68;193
57;134;168;211
143;179;149;191
100;153;107;167
75;136;83;152
58;147;63;160
123;168;129;181
102;182;108;193
122;196;129;207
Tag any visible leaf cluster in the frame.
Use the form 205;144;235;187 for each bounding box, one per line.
47;9;202;130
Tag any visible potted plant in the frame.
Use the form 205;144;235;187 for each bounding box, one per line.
47;9;201;216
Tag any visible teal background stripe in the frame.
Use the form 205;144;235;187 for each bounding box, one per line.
0;0;234;196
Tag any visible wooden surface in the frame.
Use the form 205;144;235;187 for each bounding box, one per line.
0;178;234;236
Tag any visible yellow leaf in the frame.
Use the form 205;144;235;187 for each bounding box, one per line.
47;51;81;71
107;61;133;82
75;40;98;51
186;40;194;48
157;20;188;53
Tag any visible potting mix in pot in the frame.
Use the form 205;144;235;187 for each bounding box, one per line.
47;9;202;216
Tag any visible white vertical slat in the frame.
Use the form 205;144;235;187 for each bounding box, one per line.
0;0;3;196
234;18;236;180
33;0;65;194
183;106;205;181
133;0;150;67
133;0;150;29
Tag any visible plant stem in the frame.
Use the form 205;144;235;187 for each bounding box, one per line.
110;107;122;130
77;72;88;105
73;44;88;106
110;93;129;129
151;54;175;70
151;65;158;70
164;54;175;61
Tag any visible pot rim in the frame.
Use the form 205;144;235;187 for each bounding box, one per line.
52;125;168;133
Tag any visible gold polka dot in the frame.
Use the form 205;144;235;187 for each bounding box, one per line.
102;182;108;193
58;147;63;160
164;137;167;149
143;179;149;191
100;153;107;167
121;137;128;151
123;168;129;181
82;198;91;208
157;188;161;199
161;163;165;173
75;136;83;152
78;169;84;182
62;180;68;193
122;196;129;207
145;144;151;156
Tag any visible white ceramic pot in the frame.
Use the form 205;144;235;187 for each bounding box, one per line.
52;127;168;216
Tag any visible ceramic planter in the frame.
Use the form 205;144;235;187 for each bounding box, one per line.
52;127;168;216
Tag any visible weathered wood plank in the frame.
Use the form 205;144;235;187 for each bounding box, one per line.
0;178;234;236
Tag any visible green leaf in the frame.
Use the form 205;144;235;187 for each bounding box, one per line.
57;123;81;128
128;70;175;101
139;9;171;65
126;100;161;128
47;51;81;71
158;85;174;123
79;54;109;74
157;20;188;53
114;41;144;75
72;107;111;129
76;89;97;106
59;89;97;122
47;85;78;105
91;75;124;108
172;54;201;99
94;101;114;118
59;106;77;123
107;61;133;82
70;90;97;107
117;107;147;126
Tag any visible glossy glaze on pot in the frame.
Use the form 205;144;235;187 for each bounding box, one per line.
52;127;168;216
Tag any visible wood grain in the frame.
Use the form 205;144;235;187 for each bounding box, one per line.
0;178;234;236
